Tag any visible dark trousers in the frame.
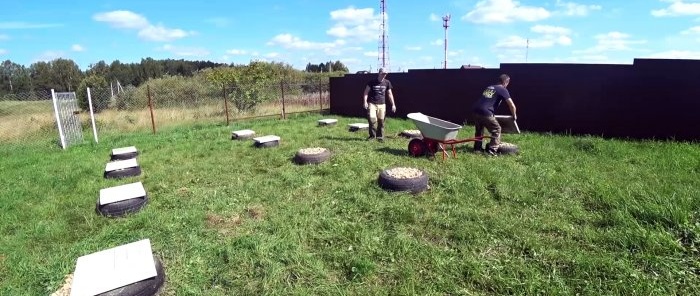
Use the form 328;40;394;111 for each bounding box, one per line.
473;113;501;152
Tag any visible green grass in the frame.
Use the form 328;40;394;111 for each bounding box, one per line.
1;114;699;295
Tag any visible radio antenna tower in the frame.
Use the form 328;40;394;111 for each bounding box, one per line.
378;0;389;71
442;14;451;69
525;38;529;63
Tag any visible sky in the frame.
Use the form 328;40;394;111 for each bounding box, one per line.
1;0;700;72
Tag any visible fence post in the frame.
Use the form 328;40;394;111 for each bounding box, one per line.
223;84;230;125
147;85;156;134
280;80;286;119
86;87;99;143
318;77;323;112
50;89;67;149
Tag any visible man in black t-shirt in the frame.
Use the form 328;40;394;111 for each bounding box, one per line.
471;74;518;155
362;68;396;142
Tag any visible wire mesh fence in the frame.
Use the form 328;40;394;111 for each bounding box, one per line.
0;78;330;150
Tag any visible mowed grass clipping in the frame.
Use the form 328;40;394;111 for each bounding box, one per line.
0;114;699;295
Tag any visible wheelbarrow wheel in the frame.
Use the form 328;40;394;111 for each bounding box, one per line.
408;138;427;157
424;139;439;155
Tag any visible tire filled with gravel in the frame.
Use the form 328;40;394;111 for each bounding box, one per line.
294;147;332;165
497;142;519;155
378;167;429;193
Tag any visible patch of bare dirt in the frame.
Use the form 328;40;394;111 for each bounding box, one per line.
246;205;265;220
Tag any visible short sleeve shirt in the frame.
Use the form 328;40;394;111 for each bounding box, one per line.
472;84;511;116
366;78;392;104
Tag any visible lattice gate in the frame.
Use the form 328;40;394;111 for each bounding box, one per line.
51;90;83;149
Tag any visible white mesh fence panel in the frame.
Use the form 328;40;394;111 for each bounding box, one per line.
52;91;83;148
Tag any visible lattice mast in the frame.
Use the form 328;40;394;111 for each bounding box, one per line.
442;14;451;69
378;0;389;71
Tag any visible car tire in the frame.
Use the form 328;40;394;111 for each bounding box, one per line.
104;166;142;179
294;149;331;165
378;167;429;193
96;255;165;296
96;195;149;217
497;142;519;155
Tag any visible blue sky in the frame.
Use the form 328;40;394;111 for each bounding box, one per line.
1;0;699;72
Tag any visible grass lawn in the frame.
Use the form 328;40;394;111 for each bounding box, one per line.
0;114;699;295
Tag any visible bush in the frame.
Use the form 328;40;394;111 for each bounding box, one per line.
115;75;220;110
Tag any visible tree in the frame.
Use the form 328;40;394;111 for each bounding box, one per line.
0;60;32;94
77;75;110;112
87;60;109;77
52;58;83;92
304;60;348;73
29;61;58;91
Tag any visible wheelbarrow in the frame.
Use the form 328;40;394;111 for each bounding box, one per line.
406;112;489;159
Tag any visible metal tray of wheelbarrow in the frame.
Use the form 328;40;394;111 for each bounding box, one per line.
407;112;462;141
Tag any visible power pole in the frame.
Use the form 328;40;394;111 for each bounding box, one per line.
442;14;451;69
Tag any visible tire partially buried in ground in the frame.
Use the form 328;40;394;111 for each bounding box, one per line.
294;148;331;165
497;142;519;155
232;134;255;140
110;151;138;161
104;166;142;179
378;167;429;193
97;255;165;296
96;195;148;217
254;141;279;148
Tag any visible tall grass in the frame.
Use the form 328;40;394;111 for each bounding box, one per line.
0;99;328;143
0;114;698;295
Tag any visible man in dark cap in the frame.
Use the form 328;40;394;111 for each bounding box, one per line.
362;68;396;142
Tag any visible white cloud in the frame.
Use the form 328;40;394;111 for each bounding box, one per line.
94;10;191;42
429;13;440;21
157;44;210;57
93;11;148;29
644;50;700;59
226;49;247;55
574;32;646;54
495;25;572;49
463;0;551;24
364;51;378;57
0;22;62;29
326;7;382;42
265;52;280;58
405;46;422;51
652;0;700;17
682;26;700;34
448;49;465;57
71;44;85;52
205;17;230;27
0;49;7;55
268;33;341;50
555;0;601;16
431;39;443;46
137;25;189;42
